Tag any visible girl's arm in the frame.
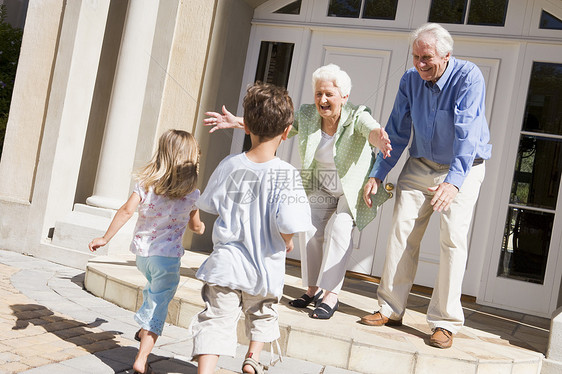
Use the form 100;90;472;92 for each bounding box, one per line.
188;209;205;235
88;192;141;252
203;105;244;133
280;233;294;253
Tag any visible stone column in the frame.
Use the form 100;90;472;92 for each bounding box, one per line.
22;0;112;264
0;0;64;203
0;0;65;253
158;0;216;251
86;0;161;210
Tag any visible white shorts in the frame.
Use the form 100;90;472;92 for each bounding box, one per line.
191;283;280;357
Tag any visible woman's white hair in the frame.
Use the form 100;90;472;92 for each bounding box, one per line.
411;23;454;57
311;63;352;97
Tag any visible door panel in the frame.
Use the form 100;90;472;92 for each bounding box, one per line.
292;30;409;274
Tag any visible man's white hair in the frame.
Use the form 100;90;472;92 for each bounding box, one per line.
411;23;454;57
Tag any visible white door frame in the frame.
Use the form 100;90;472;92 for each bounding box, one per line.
236;0;562;316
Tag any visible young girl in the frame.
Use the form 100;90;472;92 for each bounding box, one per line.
88;129;205;374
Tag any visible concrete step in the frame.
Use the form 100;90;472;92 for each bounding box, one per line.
84;250;546;374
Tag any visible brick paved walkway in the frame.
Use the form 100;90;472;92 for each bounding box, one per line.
0;250;353;374
0;253;237;374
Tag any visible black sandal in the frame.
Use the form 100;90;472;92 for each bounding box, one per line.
311;301;338;319
134;329;141;342
289;290;323;308
133;363;154;374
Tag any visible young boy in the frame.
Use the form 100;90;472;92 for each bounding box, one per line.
191;82;314;374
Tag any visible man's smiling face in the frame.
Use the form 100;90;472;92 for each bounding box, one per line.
412;35;450;84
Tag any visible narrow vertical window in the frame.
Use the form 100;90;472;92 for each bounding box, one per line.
243;41;295;151
497;62;562;284
254;42;294;88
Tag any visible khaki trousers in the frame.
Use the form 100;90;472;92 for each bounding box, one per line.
377;157;485;334
191;284;279;357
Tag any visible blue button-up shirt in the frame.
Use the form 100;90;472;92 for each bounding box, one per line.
370;57;492;188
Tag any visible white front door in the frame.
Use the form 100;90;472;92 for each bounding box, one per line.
236;24;518;294
480;43;562;317
296;29;409;276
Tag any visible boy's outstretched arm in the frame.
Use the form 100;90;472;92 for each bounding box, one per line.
280;233;294;253
88;192;141;251
188;209;205;235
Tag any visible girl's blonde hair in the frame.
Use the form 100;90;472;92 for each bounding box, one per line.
136;129;199;199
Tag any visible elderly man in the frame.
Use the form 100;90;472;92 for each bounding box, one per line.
360;23;492;349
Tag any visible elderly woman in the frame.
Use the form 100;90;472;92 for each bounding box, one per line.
205;64;391;319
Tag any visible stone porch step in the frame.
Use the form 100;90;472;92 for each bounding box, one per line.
84;250;547;374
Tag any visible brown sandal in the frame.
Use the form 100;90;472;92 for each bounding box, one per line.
242;356;264;374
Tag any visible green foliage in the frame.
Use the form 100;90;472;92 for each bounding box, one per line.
0;4;23;156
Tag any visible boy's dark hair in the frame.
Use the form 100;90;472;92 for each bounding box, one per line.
243;82;294;140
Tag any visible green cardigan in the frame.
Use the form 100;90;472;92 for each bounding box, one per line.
289;103;386;230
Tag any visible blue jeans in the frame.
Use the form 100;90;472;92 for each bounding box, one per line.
134;255;181;336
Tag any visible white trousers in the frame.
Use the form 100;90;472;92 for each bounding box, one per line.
377;157;485;334
301;188;355;294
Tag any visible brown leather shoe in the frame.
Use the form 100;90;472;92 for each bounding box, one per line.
359;311;403;326
429;327;453;349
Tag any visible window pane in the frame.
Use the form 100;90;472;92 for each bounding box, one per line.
328;0;361;18
274;0;302;15
254;42;294;88
540;10;562;30
428;0;466;24
522;62;562;135
246;42;295;151
510;135;562;209
498;208;553;284
467;0;508;26
363;0;398;20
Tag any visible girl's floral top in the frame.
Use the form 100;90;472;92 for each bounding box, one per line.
130;183;200;257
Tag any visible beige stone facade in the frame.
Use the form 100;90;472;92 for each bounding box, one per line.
0;0;261;267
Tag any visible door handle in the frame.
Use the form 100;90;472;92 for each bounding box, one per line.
385;183;394;199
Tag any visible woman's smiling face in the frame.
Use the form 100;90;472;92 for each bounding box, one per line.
314;80;348;122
